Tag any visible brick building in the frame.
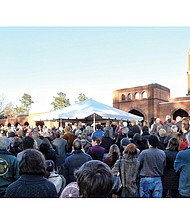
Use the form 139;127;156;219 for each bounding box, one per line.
113;50;190;123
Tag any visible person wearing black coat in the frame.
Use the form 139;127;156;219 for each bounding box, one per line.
133;133;145;152
39;142;56;164
140;126;150;151
100;130;115;154
62;139;92;185
162;137;179;198
9;137;23;156
129;120;141;135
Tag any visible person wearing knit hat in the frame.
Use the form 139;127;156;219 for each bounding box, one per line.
120;137;131;154
121;137;131;147
60;182;79;198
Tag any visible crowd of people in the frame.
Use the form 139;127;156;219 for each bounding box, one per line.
0;114;190;198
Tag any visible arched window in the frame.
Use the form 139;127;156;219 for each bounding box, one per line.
134;92;140;99
128;93;132;100
142;91;147;99
121;94;125;101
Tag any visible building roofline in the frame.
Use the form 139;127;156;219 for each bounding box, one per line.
113;83;170;92
160;100;190;104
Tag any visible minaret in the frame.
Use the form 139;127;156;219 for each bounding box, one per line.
187;48;190;96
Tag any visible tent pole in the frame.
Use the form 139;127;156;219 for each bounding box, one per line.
93;113;96;131
60;119;62;128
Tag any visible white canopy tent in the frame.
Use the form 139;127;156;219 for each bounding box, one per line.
34;99;143;124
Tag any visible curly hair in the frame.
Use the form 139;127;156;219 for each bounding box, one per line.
19;149;46;176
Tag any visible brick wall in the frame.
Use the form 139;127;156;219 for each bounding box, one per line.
113;83;190;123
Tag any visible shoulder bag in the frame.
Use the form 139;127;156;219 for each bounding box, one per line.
112;160;122;195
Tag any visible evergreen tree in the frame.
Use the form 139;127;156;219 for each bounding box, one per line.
51;92;70;110
75;93;88;103
15;93;34;115
15;105;26;115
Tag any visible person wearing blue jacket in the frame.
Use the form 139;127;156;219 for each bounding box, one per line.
62;139;92;184
174;131;190;197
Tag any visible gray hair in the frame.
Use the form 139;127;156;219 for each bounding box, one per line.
171;125;178;133
0;136;10;150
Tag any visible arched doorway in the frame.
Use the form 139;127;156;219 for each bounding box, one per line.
129;109;144;118
128;109;144;125
173;108;188;120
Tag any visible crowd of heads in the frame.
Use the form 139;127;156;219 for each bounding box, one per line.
0;115;190;198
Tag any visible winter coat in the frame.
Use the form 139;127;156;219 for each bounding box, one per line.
138;147;166;177
39;146;56;163
159;136;167;149
48;172;66;196
88;145;105;161
174;148;190;197
0;150;19;197
91;129;104;139
52;138;68;167
100;137;115;153
162;149;179;190
62;150;92;184
129;125;141;135
9;142;23;156
112;154;140;198
61;133;76;153
140;132;150;150
4;175;58;198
